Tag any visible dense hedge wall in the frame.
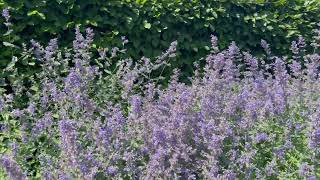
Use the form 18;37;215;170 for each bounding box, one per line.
0;0;320;82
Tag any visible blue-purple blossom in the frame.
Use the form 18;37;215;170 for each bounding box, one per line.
44;38;58;61
26;103;36;115
307;176;317;180
73;27;86;50
261;39;271;55
121;36;129;45
130;95;142;116
0;97;4;112
11;109;23;118
210;35;219;53
265;160;277;176
290;60;302;77
111;47;119;58
1;155;27;180
58;119;79;168
2;8;10;22
255;133;269;143
64;70;82;89
299;163;314;177
106;166;118;176
2;24;320;180
33;112;53;136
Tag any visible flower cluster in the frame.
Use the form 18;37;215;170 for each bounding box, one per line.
1;10;320;179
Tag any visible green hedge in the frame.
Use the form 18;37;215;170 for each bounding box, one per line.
1;0;320;83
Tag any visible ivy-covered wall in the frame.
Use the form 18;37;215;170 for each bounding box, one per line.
1;0;319;81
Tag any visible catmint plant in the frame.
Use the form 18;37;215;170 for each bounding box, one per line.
1;7;320;179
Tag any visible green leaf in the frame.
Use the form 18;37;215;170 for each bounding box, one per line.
30;85;38;91
5;62;16;71
65;22;74;28
204;46;210;50
143;20;151;29
3;42;19;49
86;20;98;26
112;30;119;35
53;114;60;119
267;26;273;30
3;30;13;36
27;10;46;20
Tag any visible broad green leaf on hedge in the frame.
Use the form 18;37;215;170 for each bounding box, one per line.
143;20;151;29
27;10;46;19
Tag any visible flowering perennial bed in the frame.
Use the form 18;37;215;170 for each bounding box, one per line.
1;9;320;180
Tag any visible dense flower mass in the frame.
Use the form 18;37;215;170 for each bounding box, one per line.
1;9;320;179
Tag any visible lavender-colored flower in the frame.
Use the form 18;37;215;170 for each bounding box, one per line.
152;128;167;147
40;95;49;108
98;48;107;59
42;171;55;180
265;160;277;176
243;52;258;77
307;176;317;180
31;39;45;60
299;163;314;177
145;82;155;100
156;40;178;62
220;170;237;179
274;86;286;114
121;36;129;45
33;112;53;136
85;28;94;46
96;127;111;150
106;166;118;176
309;106;320;150
1;155;27;180
228;41;240;58
11;109;23;118
78;152;96;176
168;41;178;57
306;54;320;81
10;143;19;157
73;26;85;49
59;174;71;180
44;38;58;61
261;39;271;55
273;147;285;160
309;128;320;149
0;97;4;112
26;103;36;115
255;133;269;143
64;70;82;89
112;106;126;126
58;119;79;168
2;8;10;22
291;41;299;55
289;60;301;76
274;57;289;85
298;36;306;50
210;35;219;53
131;95;142;116
5;94;13;103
